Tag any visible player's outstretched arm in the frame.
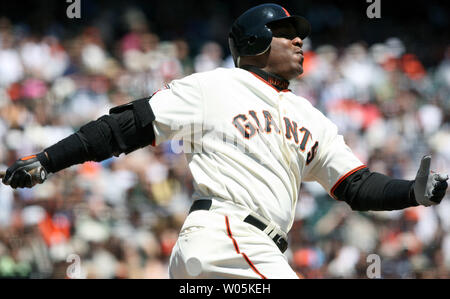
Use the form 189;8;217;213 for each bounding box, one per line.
2;97;155;189
333;155;448;211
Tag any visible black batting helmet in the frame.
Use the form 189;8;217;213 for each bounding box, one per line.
228;3;311;67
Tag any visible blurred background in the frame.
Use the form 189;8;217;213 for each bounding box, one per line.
0;0;449;278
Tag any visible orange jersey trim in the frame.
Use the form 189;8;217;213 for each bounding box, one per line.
250;72;281;93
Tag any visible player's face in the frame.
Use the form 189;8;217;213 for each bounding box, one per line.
263;22;304;80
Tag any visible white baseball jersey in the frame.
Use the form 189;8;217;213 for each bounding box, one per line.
149;67;364;234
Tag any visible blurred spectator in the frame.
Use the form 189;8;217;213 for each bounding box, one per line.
194;42;223;72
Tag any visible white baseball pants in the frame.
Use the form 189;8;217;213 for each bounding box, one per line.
169;200;299;279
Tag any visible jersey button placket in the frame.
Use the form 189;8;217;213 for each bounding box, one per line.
277;92;296;213
277;93;289;159
278;93;286;143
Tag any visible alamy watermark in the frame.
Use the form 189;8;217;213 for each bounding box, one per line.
66;254;83;279
366;0;381;19
66;0;81;19
366;254;381;279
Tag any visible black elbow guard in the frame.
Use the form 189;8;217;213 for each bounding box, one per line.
78;120;114;161
107;97;156;155
90;97;156;157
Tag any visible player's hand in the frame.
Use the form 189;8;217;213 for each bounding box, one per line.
413;155;448;206
2;154;48;189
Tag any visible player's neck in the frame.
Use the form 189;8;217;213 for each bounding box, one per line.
240;65;290;91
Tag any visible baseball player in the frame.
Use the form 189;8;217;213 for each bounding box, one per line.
1;4;448;279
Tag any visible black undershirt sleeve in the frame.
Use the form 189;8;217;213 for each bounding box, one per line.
332;168;419;211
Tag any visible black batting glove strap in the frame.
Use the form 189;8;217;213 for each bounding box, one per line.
37;152;51;172
2;154;48;188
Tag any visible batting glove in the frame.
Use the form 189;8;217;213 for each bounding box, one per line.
2;153;48;189
413;155;448;206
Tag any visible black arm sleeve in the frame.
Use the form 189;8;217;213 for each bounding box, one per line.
40;98;155;173
332;168;419;211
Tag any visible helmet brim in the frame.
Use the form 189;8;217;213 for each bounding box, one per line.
267;15;311;40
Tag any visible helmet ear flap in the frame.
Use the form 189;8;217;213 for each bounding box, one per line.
248;35;257;45
239;25;272;57
244;25;272;56
228;27;272;67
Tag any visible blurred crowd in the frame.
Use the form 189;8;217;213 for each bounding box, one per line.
0;4;450;279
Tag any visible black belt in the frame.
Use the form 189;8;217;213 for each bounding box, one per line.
189;199;288;253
